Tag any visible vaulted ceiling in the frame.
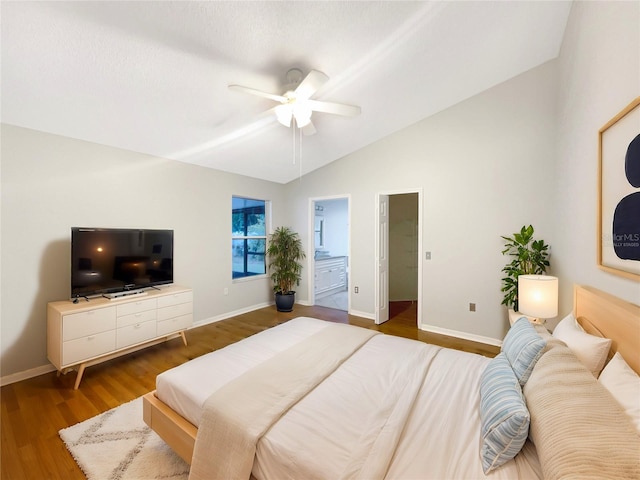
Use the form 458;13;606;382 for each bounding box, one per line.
1;1;572;184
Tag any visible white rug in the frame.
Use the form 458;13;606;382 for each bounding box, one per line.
60;397;189;480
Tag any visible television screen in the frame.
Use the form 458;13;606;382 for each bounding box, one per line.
71;228;174;298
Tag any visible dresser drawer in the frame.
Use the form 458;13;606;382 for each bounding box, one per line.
157;302;192;321
63;330;116;365
157;291;193;309
157;314;192;337
117;309;157;328
63;307;117;341
116;298;157;317
116;320;157;349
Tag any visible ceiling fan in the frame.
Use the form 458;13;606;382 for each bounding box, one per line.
229;68;361;135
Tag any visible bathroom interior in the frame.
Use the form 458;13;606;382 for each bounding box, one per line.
313;198;349;311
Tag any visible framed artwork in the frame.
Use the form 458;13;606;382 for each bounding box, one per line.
598;97;640;280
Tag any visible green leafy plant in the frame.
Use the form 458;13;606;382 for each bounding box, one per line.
500;225;550;311
266;226;306;294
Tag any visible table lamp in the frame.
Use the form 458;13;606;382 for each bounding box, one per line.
518;275;558;324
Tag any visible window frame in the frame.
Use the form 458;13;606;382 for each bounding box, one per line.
232;196;269;281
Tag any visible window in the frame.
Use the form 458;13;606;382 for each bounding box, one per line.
232;196;267;279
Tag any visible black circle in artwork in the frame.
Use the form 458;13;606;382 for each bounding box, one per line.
626;134;640;187
613;193;640;261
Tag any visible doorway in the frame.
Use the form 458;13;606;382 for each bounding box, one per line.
310;196;350;311
375;190;421;326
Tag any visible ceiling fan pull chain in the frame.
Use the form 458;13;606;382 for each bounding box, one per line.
292;118;296;165
299;125;303;180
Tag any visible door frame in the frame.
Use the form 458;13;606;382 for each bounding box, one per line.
375;189;423;327
308;195;351;311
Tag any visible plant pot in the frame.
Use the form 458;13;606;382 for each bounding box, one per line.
275;292;295;312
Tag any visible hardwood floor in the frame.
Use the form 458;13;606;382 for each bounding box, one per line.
1;303;498;479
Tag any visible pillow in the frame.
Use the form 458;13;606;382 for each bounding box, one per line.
552;313;611;377
532;322;552;340
599;352;640;434
479;353;530;474
523;341;640;480
501;317;546;385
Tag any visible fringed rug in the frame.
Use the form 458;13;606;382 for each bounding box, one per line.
60;397;189;480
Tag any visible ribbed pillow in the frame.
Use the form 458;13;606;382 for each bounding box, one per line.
502;317;546;385
479;353;530;474
523;340;640;480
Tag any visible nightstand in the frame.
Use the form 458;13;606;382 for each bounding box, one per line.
508;309;543;326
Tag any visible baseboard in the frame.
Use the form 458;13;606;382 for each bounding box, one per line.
1;364;57;387
191;301;273;327
349;309;375;320
419;323;502;347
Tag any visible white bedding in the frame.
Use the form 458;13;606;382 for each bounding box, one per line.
156;317;542;479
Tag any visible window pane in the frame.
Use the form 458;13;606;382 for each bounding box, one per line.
246;210;265;237
232;197;265;237
232;239;266;278
247;239;266;274
232;212;244;237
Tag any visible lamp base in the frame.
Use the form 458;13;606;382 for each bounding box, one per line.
508;309;545;326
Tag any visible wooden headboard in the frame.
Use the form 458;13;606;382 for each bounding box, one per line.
574;285;640;375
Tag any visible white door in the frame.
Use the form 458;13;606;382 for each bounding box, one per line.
375;194;389;324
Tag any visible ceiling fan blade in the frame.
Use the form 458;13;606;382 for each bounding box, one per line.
229;85;286;103
307;99;361;117
294;70;329;100
302;121;317;136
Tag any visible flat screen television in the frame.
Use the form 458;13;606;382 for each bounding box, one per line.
71;227;174;298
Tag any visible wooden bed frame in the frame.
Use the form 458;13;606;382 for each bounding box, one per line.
142;284;640;465
574;285;640;374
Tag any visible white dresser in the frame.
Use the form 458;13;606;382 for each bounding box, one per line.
47;285;193;389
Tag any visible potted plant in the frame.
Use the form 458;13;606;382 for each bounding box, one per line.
266;226;306;312
500;225;550;312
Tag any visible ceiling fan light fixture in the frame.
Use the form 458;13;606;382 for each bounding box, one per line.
293;102;312;128
275;104;293;127
230;69;359;135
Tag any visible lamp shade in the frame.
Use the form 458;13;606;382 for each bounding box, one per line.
518;275;558;319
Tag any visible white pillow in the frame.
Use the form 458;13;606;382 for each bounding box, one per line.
599;352;640;434
552;313;611;377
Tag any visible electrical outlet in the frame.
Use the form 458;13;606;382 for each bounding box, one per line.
425;251;431;260
354;286;359;294
223;288;228;296
469;303;476;312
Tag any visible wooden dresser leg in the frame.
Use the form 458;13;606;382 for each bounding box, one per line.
180;331;188;346
74;364;86;390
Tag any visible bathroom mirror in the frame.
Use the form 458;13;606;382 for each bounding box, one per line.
314;215;324;249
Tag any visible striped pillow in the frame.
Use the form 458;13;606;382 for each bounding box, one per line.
502;317;546;385
479;353;530;474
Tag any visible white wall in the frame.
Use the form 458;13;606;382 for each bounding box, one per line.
286;61;558;341
552;1;640;323
0;125;285;379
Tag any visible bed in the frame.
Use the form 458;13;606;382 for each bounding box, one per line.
142;285;640;479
